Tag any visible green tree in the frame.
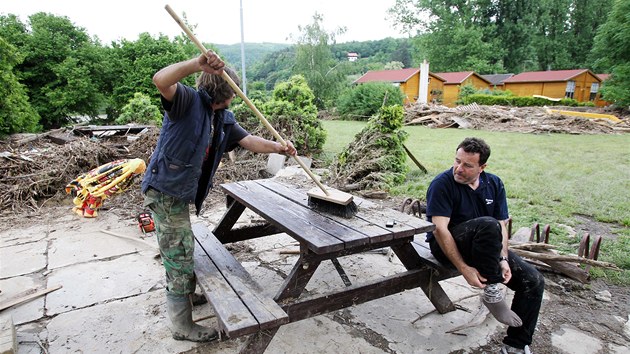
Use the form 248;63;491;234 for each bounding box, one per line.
337;82;405;120
248;47;295;90
233;75;325;155
0;36;40;135
568;0;613;68
493;0;538;73
115;92;163;126
389;0;505;73
108;33;194;117
532;0;573;70
13;13;107;128
293;13;346;109
590;0;630;106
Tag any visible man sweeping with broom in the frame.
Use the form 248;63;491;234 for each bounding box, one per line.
141;50;296;342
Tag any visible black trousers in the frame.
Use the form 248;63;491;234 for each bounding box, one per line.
429;216;545;348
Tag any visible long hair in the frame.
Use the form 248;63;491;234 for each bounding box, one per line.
196;67;241;104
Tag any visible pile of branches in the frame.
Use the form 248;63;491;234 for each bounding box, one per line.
0;136;119;213
405;104;627;134
0;125;272;215
329;105;409;192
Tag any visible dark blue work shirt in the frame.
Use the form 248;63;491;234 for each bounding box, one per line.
425;168;509;242
141;83;248;213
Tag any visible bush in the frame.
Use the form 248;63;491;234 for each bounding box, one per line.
461;93;595;107
233;75;326;156
115;92;162;126
336;82;405;121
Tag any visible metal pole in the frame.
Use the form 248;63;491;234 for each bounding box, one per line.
239;0;247;96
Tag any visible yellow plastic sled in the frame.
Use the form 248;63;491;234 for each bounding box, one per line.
65;158;146;218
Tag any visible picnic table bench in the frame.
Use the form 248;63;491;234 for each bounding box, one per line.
193;179;462;353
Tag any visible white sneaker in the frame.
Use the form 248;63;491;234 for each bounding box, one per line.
500;344;532;354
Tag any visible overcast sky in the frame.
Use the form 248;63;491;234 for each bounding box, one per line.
2;0;406;45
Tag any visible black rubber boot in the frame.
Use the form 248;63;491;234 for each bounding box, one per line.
166;292;218;342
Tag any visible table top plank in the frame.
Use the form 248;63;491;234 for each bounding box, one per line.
256;179;433;240
256;180;398;244
221;181;350;253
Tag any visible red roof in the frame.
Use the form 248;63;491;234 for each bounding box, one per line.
503;69;599;83
433;71;481;84
354;68;420;84
354;69;446;84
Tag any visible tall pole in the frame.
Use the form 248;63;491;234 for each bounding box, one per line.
239;0;247;96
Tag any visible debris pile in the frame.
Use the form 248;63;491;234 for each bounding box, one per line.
329;105;409;192
405;104;630;134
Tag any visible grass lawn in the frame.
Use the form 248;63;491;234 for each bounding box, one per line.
321;120;630;284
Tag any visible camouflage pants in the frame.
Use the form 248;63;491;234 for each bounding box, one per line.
143;188;196;296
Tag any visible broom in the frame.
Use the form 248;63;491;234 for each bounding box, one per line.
164;5;358;218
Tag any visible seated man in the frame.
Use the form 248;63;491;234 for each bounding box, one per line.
425;137;545;354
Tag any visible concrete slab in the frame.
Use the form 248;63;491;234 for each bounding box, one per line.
267;315;385;353
551;325;603;354
0;224;47;248
47;220;156;270
0;276;45;325
12;321;47;354
46;291;201;354
46;253;163;316
0;240;47;278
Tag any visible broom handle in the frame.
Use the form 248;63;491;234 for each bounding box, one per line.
165;5;329;196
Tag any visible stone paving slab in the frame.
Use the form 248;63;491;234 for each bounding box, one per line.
0;276;45;325
46;253;163;316
0;241;47;279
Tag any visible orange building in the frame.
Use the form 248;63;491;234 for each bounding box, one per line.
433;71;492;107
503;69;605;106
354;68;446;105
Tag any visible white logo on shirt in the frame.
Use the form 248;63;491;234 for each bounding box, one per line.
485;199;493;205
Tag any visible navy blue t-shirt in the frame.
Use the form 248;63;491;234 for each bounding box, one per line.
425;168;509;242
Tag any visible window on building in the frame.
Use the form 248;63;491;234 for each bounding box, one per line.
565;80;575;99
589;83;599;101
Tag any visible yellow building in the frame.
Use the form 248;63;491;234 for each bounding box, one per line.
433;71;492;107
503;69;605;105
354;68;446;105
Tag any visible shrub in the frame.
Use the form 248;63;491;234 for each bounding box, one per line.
336;82;405;121
115;92;162;127
233;75;326;156
461;93;594;107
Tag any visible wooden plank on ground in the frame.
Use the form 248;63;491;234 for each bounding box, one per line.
193;224;288;332
0;285;62;311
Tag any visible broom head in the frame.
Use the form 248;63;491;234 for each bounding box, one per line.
307;187;358;219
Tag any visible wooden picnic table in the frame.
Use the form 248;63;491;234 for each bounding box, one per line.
193;179;459;353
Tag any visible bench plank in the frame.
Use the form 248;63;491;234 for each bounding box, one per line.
411;238;460;280
193;244;259;337
193;224;288;336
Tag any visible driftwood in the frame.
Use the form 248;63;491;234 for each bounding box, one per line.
0;285;62;311
508;240;619;283
510;248;619;270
